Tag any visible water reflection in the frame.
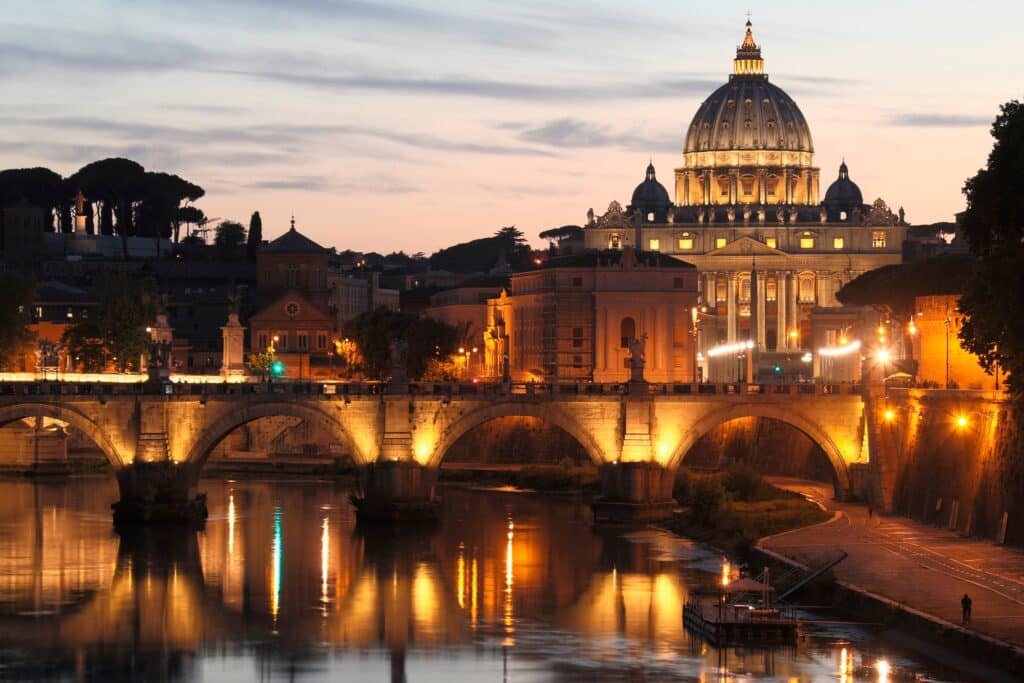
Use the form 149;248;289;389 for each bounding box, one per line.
0;477;970;682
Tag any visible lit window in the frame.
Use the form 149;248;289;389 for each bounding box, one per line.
765;237;777;249
740;276;751;302
766;278;777;302
800;237;814;249
715;276;728;302
715;237;727;249
799;274;816;303
649;239;660;251
609;233;621;249
872;231;887;248
833;237;845;249
678;237;694;250
647;212;655;221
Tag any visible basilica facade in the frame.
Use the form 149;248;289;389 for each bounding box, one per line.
578;20;906;381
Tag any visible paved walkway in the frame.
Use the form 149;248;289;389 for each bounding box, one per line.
761;477;1024;650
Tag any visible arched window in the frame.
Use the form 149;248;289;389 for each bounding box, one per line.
739;274;751;303
620;317;636;349
799;272;816;303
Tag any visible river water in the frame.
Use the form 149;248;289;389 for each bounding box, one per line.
0;477;981;682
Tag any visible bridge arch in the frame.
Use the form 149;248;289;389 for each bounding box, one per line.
0;403;126;467
666;403;851;495
427;401;607;468
184;402;369;468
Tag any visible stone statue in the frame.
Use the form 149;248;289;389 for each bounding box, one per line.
757;207;766;225
696;207;705;224
898;206;906;225
776;207;785;224
820;206;828;224
627;334;647;383
389;339;409;385
667;207;675;224
742;206;752;225
726;207;736;224
587;207;595;225
788;207;799;224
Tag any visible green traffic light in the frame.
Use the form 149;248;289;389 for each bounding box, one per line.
271;360;285;376
774;365;782;373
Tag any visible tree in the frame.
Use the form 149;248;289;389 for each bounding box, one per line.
835;254;973;316
0;272;36;370
343;308;459;380
957;100;1024;396
64;275;157;372
246;211;263;258
61;320;106;371
0;167;66;232
214;220;246;260
428;226;533;273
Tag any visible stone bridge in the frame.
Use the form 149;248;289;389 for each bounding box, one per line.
0;380;868;524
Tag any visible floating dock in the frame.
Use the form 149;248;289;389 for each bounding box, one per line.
683;600;798;646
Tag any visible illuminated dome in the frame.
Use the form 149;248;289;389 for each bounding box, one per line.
674;20;820;207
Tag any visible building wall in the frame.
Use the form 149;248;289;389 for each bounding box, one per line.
913;295;1001;390
257;250;331;309
485;264;698;383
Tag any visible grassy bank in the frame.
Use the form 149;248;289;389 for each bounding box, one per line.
665;466;831;558
439;463;600;494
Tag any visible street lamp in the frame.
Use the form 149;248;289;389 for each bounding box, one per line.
943;311;952;389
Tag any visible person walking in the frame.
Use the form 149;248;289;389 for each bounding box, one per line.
961;593;972;625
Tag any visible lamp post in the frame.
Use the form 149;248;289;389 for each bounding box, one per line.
943;311;951;389
690;304;707;383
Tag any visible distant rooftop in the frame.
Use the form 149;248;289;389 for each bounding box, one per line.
261;220;329;254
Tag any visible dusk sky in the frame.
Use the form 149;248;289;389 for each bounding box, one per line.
1;1;1016;253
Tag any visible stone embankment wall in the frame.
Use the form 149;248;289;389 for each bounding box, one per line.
683;416;834;484
870;389;1023;547
442;416;589;466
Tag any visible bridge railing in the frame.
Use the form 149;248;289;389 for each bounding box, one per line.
0;379;865;399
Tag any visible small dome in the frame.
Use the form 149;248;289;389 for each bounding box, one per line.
630;162;671;209
824;161;863;220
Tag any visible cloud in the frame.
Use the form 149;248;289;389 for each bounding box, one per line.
887;113;991;128
233;68;721;103
504;118;677;151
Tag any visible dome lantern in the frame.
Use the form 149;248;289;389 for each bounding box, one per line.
734;19;764;76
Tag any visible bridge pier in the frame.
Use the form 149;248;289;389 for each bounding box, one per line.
592;462;676;524
111;461;208;529
353;460;439;523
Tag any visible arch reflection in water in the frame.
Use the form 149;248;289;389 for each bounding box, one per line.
0;478;951;681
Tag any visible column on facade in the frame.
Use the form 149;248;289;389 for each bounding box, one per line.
726;273;737;343
705;272;716;306
756;271;767;350
776;271;787;351
788;270;799;349
783;169;793;205
757;170;767;205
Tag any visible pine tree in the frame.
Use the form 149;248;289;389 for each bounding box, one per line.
246;211;263;259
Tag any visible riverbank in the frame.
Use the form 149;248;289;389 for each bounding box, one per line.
664;467;831;558
759;486;1024;678
439;463;600;494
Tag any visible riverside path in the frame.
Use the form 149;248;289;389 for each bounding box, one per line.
761;478;1024;654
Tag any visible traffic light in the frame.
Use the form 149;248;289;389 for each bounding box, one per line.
774;365;782;373
271;360;285;376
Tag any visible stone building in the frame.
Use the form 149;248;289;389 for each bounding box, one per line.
579;20;906;381
249;221;337;377
483;248;699;383
913;295;1002;390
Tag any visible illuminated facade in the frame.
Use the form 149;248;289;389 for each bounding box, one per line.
483;248;699;383
581;21;907;380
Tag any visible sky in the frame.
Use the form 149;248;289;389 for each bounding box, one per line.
0;1;1016;253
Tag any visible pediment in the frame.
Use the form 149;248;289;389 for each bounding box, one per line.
707;235;786;256
251;289;333;323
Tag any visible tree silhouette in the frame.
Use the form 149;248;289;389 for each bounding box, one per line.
247;211;263;258
958;100;1024;396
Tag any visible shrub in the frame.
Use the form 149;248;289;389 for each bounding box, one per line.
689;477;727;524
722;464;765;502
673;468;694;503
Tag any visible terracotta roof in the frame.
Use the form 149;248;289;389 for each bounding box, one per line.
261;227;329;254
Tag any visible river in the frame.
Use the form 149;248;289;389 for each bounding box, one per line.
0;476;983;681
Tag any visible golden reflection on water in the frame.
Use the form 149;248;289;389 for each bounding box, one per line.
0;478;933;682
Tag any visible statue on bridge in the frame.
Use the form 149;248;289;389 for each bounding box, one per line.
627;334;647;383
389;339;409;387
